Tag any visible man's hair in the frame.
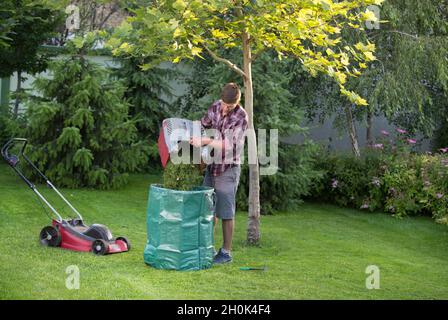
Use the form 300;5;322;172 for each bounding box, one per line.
221;83;241;104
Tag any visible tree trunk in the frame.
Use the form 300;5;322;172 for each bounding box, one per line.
13;70;21;118
242;31;261;244
344;103;361;157
366;109;373;147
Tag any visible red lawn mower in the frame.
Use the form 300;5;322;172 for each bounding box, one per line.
1;138;131;255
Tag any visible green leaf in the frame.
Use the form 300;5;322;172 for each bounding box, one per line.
56;127;82;150
73;148;93;171
172;0;187;11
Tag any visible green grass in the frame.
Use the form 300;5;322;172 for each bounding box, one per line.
0;163;448;299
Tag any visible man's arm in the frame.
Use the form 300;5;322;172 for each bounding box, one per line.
192;102;217;147
190;136;224;149
190;116;248;152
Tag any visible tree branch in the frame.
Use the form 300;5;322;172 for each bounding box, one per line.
371;30;419;40
388;30;419;39
97;3;120;30
203;45;247;79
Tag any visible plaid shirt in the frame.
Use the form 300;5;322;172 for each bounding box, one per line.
201;100;248;176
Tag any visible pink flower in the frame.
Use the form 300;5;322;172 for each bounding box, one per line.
381;130;389;136
373;144;384;149
436;193;444;199
396;128;407;134
360;203;369;210
331;178;338;189
407;139;417;144
371;178;381;187
439;148;448;154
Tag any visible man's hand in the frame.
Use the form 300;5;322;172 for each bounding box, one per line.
190;136;216;149
189;136;203;148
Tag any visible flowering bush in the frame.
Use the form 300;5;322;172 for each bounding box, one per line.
382;159;423;217
309;152;383;209
309;128;448;225
419;155;448;224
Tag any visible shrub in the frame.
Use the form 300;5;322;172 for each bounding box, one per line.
113;57;175;169
0;110;21;147
237;141;324;215
419;154;448;224
22;38;146;189
382;157;424;217
163;162;203;191
309;150;384;210
308;130;448;224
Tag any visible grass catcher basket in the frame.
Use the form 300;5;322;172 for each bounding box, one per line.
144;184;215;271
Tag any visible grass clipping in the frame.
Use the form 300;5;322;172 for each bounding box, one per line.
163;162;203;191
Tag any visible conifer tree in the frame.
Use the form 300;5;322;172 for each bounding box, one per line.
0;0;63;117
24;35;146;189
113;56;175;166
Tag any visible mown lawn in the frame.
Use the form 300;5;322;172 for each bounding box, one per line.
0;163;447;299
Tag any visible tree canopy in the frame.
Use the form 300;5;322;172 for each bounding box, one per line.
0;0;63;78
109;0;384;106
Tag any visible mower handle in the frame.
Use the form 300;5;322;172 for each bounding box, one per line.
1;138;28;166
2;138;49;181
1;137;82;223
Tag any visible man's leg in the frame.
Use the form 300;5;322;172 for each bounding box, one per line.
203;167;219;256
222;218;234;252
212;166;240;264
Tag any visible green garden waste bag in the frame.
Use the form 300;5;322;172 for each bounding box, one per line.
144;184;215;271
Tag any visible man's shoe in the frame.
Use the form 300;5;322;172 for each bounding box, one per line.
213;248;232;264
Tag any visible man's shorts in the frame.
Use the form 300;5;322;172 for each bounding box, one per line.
203;165;241;220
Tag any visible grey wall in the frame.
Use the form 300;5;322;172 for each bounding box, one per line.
283;114;432;152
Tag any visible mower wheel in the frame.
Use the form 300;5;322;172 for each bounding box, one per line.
92;239;108;255
39;226;61;247
116;236;131;251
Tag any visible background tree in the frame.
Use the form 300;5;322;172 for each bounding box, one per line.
290;65;367;156
49;0;131;46
109;0;383;244
372;0;447;138
23;34;146;189
0;1;16;48
293;0;448;156
112;56;176;168
0;0;64;118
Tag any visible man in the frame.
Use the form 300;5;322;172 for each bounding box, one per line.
189;83;248;264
